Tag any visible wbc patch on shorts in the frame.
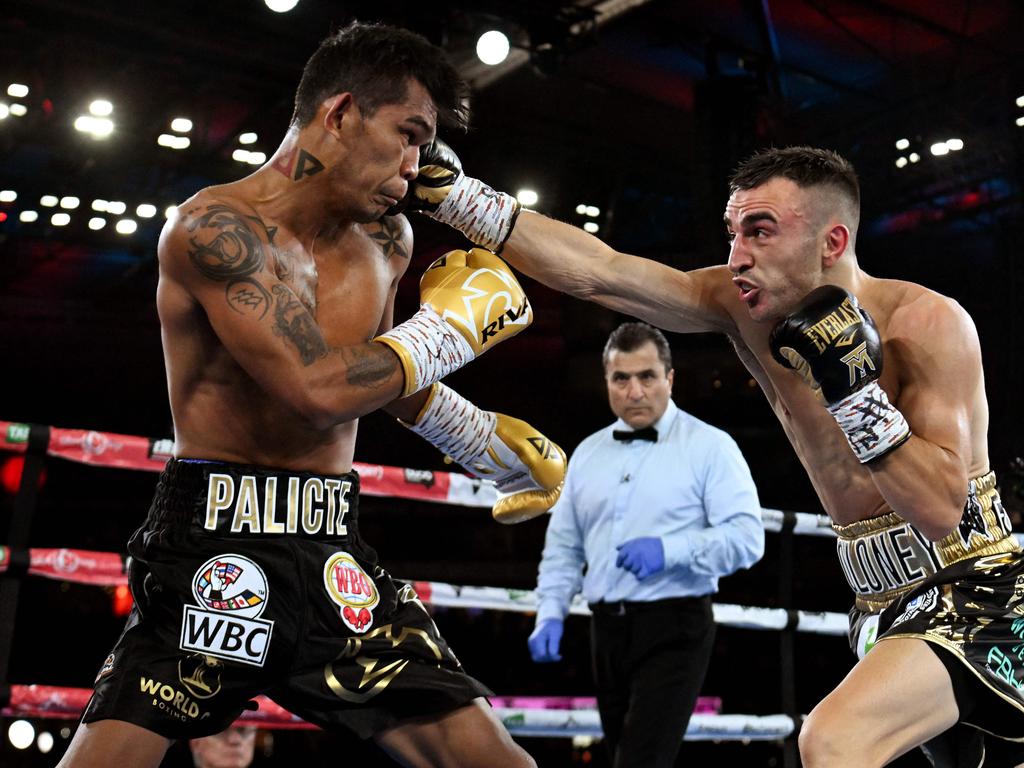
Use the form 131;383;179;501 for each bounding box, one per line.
323;551;379;633
179;553;274;667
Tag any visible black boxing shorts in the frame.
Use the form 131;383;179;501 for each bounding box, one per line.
81;458;492;740
878;551;1024;748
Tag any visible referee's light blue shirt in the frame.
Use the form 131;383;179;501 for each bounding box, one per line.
535;400;765;623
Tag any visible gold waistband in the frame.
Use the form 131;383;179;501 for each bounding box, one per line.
832;472;1019;613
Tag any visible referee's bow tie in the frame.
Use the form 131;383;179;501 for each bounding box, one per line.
612;426;658;443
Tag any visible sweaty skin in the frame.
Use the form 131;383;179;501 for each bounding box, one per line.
496;176;986;540
158;81;441;475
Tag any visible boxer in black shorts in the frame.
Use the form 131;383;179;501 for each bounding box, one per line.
60;21;564;768
84;459;491;740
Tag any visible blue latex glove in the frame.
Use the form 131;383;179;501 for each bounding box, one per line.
615;537;665;581
527;618;564;662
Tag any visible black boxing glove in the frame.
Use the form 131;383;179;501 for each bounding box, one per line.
770;285;911;463
386;138;463;216
389;138;520;253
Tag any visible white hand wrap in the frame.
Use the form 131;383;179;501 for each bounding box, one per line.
430;174;520;253
376;305;475;396
828;381;911;464
406;384;495;469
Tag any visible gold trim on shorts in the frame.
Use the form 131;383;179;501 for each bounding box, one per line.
833;472;1019;613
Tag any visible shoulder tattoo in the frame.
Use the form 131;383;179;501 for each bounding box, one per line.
187;204;275;319
366;216;410;261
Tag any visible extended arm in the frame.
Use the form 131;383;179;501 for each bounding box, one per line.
391;139;737;335
504;212;735;334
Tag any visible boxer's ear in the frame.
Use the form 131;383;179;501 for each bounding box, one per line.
322;93;355;138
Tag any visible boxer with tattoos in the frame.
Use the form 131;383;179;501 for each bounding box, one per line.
61;23;560;768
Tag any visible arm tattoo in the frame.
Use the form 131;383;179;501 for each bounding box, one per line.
187;204;266;281
367;217;410;261
187;205;286;320
227;279;272;319
341;345;399;389
272;284;328;365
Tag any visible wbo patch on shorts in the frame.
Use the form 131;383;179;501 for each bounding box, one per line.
323;551;379;633
178;553;274;667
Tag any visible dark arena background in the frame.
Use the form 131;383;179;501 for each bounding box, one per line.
3;1;1024;766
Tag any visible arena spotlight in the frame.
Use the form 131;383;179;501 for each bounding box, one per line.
19;210;38;222
585;205;600;218
74;115;114;138
0;103;8;119
88;217;106;230
239;132;257;145
232;149;265;165
477;30;511;65
1017;116;1024;127
909;152;920;163
930;142;950;156
116;218;138;235
1017;95;1024;108
575;203;587;214
136;204;157;218
946;138;964;151
40;195;58;207
170;117;193;133
37;732;54;754
157;134;189;149
895;157;908;168
60;196;80;210
106;201;127;215
8;720;34;750
895;138;910;150
91;199;108;212
9;103;26;117
164;205;177;219
0;190;16;202
51;213;70;226
583;222;599;233
264;0;299;11
516;189;539;207
89;99;113;116
7;83;28;98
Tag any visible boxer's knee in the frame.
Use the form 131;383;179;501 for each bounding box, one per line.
799;702;881;768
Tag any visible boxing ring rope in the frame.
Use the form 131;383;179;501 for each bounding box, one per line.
0;418;937;752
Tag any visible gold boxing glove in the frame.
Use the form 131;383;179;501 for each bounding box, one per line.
375;249;532;397
402;383;566;524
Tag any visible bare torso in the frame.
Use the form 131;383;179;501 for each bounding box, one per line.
711;267;990;525
157;180;411;474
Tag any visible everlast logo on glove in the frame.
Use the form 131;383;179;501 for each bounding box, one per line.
800;297;862;352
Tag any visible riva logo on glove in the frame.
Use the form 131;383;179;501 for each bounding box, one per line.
480;300;530;343
179;554;274;667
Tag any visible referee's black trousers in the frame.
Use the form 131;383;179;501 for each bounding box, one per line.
589;595;715;768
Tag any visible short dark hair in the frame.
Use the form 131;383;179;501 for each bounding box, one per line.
291;22;470;131
729;146;860;213
603;322;673;374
